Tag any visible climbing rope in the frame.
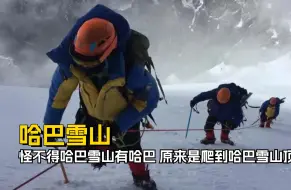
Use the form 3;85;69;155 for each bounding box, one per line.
112;125;146;149
112;118;260;150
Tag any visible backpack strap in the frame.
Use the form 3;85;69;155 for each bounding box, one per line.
124;29;167;104
147;57;168;104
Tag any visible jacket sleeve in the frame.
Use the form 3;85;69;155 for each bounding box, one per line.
191;89;217;105
114;64;159;132
259;101;269;113
124;64;148;91
43;66;79;124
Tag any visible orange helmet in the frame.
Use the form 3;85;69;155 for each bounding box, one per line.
70;18;117;67
217;87;231;104
269;97;277;106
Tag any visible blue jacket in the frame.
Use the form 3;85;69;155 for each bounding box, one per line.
191;83;248;126
259;98;281;119
43;4;160;132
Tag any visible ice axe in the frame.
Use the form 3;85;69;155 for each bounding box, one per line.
280;97;286;104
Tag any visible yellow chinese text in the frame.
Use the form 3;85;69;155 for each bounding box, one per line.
19;124;42;147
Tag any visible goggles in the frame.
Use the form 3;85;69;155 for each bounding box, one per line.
69;43;104;69
72;56;101;68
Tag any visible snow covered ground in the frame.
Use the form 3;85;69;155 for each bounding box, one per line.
1;53;291;190
0;83;290;190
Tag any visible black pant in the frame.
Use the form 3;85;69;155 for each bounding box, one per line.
204;115;234;135
260;113;270;123
71;107;142;151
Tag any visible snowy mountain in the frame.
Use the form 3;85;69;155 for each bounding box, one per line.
0;0;291;83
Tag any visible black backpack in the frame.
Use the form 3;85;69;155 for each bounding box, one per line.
123;29;168;125
124;29;167;104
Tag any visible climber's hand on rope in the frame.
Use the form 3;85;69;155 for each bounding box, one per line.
142;119;154;129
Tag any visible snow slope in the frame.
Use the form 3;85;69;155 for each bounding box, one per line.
0;84;291;190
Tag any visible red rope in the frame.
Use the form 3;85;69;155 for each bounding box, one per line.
13;163;59;190
128;128;205;132
128;125;257;132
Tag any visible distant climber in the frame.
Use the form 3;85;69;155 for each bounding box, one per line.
259;97;285;128
190;83;250;145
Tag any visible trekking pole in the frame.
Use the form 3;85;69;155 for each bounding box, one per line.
54;147;69;184
185;108;193;139
251;117;260;126
185;105;200;139
59;161;69;184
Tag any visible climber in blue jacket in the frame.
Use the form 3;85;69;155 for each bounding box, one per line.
43;4;159;190
190;83;249;145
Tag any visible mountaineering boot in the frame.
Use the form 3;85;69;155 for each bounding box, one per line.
132;171;157;190
200;131;216;145
221;138;234;146
91;162;107;170
259;122;264;128
220;131;234;146
90;145;111;170
200;137;216;145
129;163;157;190
265;120;272;128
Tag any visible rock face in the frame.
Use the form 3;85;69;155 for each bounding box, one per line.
0;0;290;80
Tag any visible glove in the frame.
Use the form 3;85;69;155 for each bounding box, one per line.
190;99;196;108
142;120;154;129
